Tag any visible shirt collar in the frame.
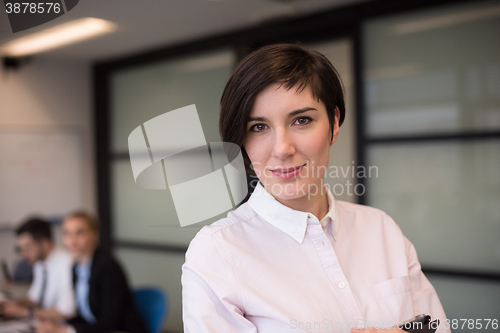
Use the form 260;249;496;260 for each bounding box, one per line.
76;258;93;274
248;181;339;243
41;248;57;265
322;184;339;241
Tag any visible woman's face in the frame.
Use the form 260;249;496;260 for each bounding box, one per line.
62;217;98;259
244;82;339;201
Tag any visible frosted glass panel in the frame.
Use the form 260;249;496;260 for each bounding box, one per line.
367;140;500;273
111;159;229;244
109;48;235;243
427;275;500;332
111;48;234;152
364;1;500;136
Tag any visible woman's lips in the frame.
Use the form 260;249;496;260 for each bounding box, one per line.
271;164;306;179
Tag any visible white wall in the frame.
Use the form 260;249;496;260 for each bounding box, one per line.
0;56;95;275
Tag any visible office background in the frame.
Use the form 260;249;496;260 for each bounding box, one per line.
1;0;499;332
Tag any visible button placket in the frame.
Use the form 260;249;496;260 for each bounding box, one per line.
308;223;365;329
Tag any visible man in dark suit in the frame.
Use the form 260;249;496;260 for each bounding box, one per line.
36;211;148;333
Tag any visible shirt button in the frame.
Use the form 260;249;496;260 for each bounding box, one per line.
338;282;345;289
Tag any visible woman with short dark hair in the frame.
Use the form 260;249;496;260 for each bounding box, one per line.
182;43;450;333
220;43;345;177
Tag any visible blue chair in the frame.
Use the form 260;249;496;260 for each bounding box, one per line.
133;287;168;333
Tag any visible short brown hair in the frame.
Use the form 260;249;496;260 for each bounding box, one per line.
219;43;345;176
64;210;99;233
16;217;52;242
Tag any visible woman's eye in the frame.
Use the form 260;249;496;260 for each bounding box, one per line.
250;123;268;132
294;117;312;126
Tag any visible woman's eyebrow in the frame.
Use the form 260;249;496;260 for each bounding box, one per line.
248;115;267;122
288;107;317;117
248;107;317;122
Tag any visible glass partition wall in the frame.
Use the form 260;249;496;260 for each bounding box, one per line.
363;1;500;328
110;48;235;244
109;48;235;331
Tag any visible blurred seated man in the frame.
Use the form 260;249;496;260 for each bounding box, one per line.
36;211;148;333
0;217;76;320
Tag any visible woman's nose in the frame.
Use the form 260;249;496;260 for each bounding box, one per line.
271;129;295;160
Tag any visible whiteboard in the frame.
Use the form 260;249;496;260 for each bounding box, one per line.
0;128;84;227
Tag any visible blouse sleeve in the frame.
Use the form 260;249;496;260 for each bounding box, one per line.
181;231;257;333
404;235;452;333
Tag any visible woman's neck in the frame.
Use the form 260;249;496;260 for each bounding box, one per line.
77;245;97;265
272;180;329;221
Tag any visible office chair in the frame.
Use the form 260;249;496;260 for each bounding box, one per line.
133;287;168;333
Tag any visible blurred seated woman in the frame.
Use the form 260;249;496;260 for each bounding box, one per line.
36;211;148;333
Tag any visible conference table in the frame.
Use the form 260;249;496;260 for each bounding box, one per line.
0;319;33;333
0;285;34;333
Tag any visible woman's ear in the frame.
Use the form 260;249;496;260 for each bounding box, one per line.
330;106;340;145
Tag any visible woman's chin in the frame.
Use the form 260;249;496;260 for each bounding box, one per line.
263;178;320;201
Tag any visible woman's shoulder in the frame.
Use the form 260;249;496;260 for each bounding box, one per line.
335;200;403;233
91;249;124;274
185;202;260;254
196;201;258;236
336;200;390;217
335;200;407;252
